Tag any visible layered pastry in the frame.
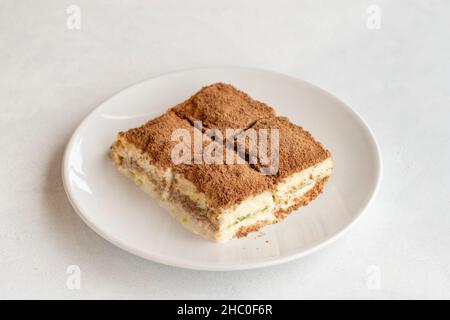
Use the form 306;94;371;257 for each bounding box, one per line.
110;83;333;242
247;117;332;217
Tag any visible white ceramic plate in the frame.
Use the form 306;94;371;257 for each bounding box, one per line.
62;67;382;271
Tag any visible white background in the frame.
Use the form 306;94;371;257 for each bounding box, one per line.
1;0;449;299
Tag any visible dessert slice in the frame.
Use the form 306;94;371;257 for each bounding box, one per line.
110;112;276;242
171;82;332;221
245;116;333;218
110;112;188;201
172;162;275;242
110;83;333;242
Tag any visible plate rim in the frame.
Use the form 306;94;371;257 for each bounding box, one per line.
62;66;383;271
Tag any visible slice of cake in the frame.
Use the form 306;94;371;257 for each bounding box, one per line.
110;112;276;242
244;117;333;218
110;83;333;242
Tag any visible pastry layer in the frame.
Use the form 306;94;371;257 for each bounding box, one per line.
110;149;275;242
110;111;276;242
243;116;332;179
172;169;276;241
236;176;330;238
111;140;277;242
111;140;331;242
111;146;219;241
116;112;274;210
110;138;331;242
274;157;333;211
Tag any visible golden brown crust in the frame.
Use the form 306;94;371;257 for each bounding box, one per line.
171;83;276;132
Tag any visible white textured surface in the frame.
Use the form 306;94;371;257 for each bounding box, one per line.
0;0;449;299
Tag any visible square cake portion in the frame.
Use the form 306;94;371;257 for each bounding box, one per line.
110;83;333;242
245;117;333;218
110;112;276;242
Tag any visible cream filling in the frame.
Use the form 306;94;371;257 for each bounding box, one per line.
112;137;173;200
111;143;221;241
216;191;276;242
171;173;207;210
172;175;275;224
112;149;277;242
111;138;333;242
171;174;277;242
274;158;333;210
113;160;220;241
219;192;275;228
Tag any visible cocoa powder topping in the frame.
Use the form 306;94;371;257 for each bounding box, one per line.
171;83;276;131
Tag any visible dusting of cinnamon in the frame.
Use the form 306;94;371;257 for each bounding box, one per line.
121;112;194;169
177;162;273;209
121;112;274;210
118;83;331;211
171;83;276;131
249;117;332;182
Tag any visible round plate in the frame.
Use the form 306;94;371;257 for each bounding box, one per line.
62;67;382;271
